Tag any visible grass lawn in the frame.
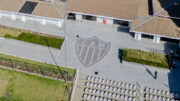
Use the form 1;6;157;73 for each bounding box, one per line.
0;68;71;101
123;48;169;69
0;26;33;37
0;25;64;49
5;32;64;49
0;53;75;76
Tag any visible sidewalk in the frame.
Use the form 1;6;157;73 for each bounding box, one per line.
0;16;65;36
0;38;64;67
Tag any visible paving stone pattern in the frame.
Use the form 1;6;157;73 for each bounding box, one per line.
76;36;111;67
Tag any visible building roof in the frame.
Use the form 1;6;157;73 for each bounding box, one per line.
0;0;24;12
131;0;180;39
67;0;180;39
32;1;65;19
131;17;180;38
67;0;138;20
0;0;65;19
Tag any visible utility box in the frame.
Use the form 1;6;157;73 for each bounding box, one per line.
103;18;106;24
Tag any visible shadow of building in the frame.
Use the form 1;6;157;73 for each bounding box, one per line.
156;0;180;27
168;59;180;99
164;42;180;99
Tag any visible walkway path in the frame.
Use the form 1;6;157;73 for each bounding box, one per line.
0;16;64;36
0;38;62;66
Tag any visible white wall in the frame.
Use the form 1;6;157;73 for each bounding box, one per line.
57;20;63;28
41;19;46;25
21;16;26;22
135;32;142;40
153;36;160;43
75;14;82;20
11;14;16;20
106;18;113;24
96;16;103;23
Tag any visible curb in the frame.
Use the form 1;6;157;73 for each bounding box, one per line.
123;61;170;73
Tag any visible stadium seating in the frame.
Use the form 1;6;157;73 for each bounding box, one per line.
82;76;177;101
82;76;138;101
143;87;175;101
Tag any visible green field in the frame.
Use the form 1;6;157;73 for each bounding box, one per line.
0;53;75;76
0;26;64;49
0;26;32;37
5;32;64;49
0;68;71;101
123;48;169;69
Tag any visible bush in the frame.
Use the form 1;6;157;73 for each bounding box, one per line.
13;32;64;49
122;48;169;69
4;34;12;38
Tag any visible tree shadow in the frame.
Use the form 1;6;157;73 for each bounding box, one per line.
157;0;180;27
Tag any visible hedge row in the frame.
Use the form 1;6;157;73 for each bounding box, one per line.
122;48;169;69
5;32;64;49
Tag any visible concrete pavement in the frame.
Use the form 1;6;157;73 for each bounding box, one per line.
0;38;62;66
0;17;180;94
0;16;64;36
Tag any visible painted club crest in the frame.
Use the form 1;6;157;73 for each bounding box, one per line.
76;36;111;67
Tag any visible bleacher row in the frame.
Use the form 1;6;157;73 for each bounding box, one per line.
86;76;138;91
82;76;138;101
81;76;177;101
143;87;175;101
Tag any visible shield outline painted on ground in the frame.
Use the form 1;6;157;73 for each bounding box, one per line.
76;36;111;67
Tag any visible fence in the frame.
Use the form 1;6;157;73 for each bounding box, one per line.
0;57;74;81
70;68;79;101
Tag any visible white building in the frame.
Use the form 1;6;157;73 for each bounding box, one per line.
66;0;180;45
0;0;180;46
0;0;64;28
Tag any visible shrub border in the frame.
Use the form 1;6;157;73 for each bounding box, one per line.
122;48;169;69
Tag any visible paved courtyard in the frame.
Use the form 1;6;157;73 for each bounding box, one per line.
76;36;111;67
0;17;180;94
0;16;64;36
